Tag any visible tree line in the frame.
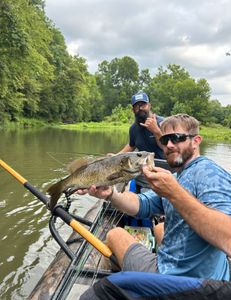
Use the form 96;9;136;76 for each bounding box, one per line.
0;0;231;127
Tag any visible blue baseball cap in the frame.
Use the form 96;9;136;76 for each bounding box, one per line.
131;91;149;106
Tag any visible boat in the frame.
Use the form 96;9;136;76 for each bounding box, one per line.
0;158;174;299
29;200;122;299
4;158;230;300
27;158;173;299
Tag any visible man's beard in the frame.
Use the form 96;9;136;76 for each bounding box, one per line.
166;145;194;168
135;111;149;125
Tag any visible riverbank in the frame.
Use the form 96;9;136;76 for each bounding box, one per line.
58;122;231;142
1;119;230;142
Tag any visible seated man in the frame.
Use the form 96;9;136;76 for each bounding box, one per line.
77;114;231;298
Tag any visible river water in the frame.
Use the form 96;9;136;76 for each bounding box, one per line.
0;127;231;299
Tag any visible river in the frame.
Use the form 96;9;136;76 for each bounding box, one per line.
0;127;231;299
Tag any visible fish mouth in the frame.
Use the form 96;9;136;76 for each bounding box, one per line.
122;167;141;174
143;153;154;166
124;153;154;173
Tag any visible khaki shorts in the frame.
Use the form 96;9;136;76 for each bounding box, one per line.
122;243;158;273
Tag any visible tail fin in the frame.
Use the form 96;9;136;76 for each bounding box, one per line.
47;181;64;210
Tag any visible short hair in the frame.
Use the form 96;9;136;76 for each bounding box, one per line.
160;114;200;135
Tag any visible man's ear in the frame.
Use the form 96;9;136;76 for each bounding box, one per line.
193;135;202;147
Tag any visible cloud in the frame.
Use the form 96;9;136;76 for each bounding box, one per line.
45;0;231;106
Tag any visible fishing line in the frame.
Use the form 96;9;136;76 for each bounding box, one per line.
72;201;116;284
72;200;125;286
46;151;104;161
46;152;67;167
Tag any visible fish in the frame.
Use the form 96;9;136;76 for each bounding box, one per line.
47;151;154;210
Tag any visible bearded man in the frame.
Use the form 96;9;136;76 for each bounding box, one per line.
115;91;165;192
78;114;231;281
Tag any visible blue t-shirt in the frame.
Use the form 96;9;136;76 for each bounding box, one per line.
129;115;164;159
136;156;231;280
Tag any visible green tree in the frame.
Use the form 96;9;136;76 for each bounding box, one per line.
206;100;224;124
223;105;231;128
0;0;54;122
96;56;148;115
105;104;134;124
147;64;211;122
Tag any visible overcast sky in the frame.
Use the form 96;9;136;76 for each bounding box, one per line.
45;0;231;106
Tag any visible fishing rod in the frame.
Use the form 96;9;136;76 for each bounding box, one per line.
0;159;118;266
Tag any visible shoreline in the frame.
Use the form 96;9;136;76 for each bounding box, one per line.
1;120;230;142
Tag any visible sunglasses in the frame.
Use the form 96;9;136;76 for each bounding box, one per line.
133;102;148;110
159;133;196;146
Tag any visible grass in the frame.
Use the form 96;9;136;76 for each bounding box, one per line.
59;122;231;142
58;121;130;132
200;125;231;142
0;118;47;129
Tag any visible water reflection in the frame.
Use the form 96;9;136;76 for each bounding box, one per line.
0;127;230;299
201;142;231;172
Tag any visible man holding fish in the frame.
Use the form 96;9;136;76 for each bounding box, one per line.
77;114;231;281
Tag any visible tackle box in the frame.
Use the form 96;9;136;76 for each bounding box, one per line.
124;226;155;252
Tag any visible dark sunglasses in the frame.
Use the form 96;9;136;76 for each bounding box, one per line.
133;102;148;110
159;133;196;146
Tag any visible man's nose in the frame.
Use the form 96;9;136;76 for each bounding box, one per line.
166;139;175;147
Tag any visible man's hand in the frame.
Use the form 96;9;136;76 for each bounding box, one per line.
76;185;113;200
142;165;180;198
140;114;159;134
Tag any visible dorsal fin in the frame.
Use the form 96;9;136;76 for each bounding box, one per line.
67;155;107;174
67;157;93;174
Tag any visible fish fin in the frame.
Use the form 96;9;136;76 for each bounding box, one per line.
67;155;105;174
67;158;92;173
47;180;64;210
106;172;123;181
120;182;127;192
114;182;128;193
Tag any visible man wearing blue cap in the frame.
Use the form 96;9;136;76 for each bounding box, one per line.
117;91;165;192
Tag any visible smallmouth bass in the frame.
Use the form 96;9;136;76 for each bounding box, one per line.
47;151;154;210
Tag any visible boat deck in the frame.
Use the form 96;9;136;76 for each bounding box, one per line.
29;199;122;299
65;205;122;299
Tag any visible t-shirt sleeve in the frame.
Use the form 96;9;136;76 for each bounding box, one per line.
156;115;164;126
135;190;164;219
194;162;231;216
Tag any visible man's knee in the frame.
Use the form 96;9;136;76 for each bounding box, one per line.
106;227;126;244
106;227;137;267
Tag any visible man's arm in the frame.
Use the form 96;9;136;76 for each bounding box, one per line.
107;144;135;156
143;166;231;257
118;144;135;153
77;185;140;216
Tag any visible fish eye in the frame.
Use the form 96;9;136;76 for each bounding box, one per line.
137;153;142;157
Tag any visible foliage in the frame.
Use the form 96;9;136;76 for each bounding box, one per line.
95;56;150;115
0;0;102;124
146;65;212;122
223;106;231;128
200;125;231;141
0;1;230;128
57;122;230;142
104;104;134;124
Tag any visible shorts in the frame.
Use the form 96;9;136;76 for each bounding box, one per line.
80;243;158;300
122;243;158;273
